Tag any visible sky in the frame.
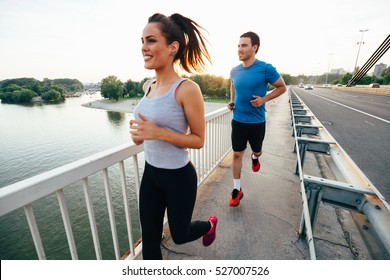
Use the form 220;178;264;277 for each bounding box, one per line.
0;0;389;84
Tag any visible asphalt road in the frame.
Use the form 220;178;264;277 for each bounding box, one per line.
292;86;390;203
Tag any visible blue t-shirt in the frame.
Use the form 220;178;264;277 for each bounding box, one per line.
230;59;280;123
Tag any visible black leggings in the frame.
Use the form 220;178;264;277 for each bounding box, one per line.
139;161;211;260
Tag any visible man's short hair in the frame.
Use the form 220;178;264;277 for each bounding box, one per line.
240;31;260;53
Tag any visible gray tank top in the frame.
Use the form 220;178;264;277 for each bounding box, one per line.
133;78;189;169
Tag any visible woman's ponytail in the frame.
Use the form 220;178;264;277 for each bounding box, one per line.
148;13;211;74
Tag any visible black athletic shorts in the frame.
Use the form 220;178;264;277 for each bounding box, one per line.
231;119;266;152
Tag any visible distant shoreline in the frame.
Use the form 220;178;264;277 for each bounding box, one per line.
82;98;228;114
82;99;139;113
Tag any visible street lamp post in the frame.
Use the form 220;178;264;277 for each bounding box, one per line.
353;29;368;75
325;53;334;84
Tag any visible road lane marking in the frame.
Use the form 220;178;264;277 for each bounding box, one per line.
365;121;375;126
309;93;390;124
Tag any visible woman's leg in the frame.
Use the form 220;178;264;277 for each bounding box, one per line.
164;162;210;244
139;162;166;260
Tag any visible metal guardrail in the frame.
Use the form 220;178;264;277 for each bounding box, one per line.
0;107;232;260
289;88;390;259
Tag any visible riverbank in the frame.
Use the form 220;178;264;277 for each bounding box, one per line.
82;99;139;113
82;98;227;113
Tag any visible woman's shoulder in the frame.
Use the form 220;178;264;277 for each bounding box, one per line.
179;78;200;91
176;79;202;98
142;79;156;93
175;78;202;103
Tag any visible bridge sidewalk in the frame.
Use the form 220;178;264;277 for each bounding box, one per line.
159;91;369;260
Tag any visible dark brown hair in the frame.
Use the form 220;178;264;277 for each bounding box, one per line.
240;31;260;53
148;13;212;73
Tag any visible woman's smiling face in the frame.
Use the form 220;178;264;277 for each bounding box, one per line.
141;23;173;71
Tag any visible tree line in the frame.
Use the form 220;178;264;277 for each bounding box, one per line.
0;78;84;104
2;66;389;104
100;66;390;101
101;74;239;101
281;66;390;86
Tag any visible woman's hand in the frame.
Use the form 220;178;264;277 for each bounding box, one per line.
129;118;144;145
129;113;161;144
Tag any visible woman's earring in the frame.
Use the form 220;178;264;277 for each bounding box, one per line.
171;51;177;56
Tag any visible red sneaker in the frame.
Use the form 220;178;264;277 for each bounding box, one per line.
229;188;244;207
251;153;261;172
203;215;218;246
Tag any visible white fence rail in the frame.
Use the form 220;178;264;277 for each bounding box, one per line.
0;107;232;260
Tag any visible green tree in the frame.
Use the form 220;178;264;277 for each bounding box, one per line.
358;75;374;85
0;89;36;103
0;78;40;90
383;66;390;85
190;75;207;93
101;76;123;101
189;74;228;98
0;92;14;103
124;79;142;98
205;87;219;97
51;78;84;92
1;84;23;92
339;73;353;85
41;89;62;102
19;89;37;103
281;73;293;85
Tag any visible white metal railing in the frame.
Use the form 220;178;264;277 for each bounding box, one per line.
0;107;232;260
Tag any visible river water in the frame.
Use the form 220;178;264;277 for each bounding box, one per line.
0;93;139;260
0;94;227;260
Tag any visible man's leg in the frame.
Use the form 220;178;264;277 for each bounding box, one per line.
252;151;262;158
249;122;266;172
230;150;245;206
230;120;246;206
232;150;245;180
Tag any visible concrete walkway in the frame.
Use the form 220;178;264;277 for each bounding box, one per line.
159;91;370;260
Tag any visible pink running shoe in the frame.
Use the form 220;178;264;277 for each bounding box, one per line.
202;215;218;246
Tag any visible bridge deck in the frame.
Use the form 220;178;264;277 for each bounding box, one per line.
158;92;369;260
